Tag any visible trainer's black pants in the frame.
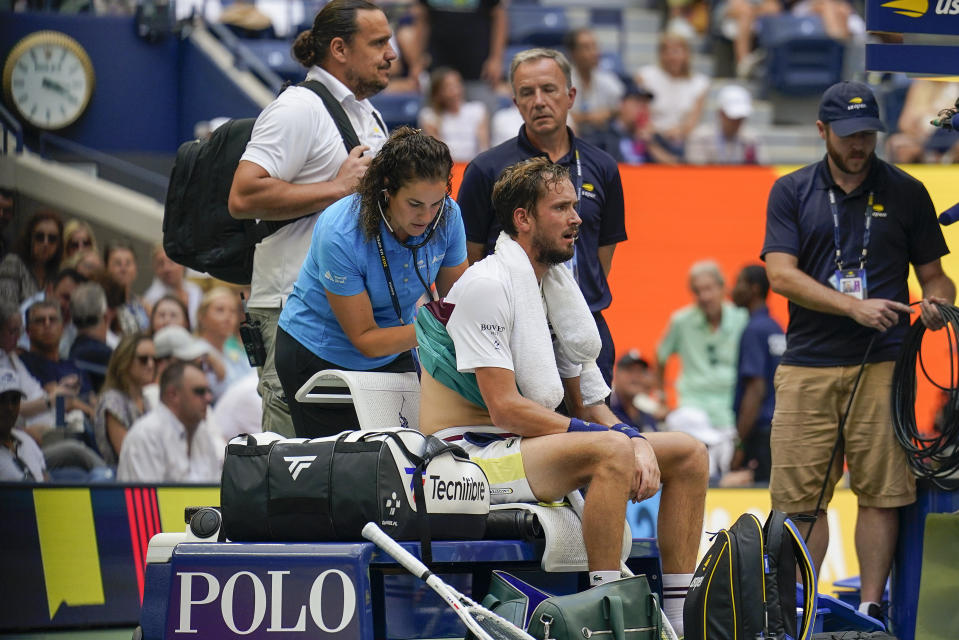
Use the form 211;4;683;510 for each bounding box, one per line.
275;326;415;438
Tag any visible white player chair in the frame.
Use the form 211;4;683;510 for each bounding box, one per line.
294;369;420;431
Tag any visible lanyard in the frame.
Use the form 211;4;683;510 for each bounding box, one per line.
828;189;874;271
374;232;406;324
374;231;435;324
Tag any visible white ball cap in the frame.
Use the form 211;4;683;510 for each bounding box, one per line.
718;84;753;120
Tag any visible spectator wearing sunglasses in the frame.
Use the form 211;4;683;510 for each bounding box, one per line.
93;333;154;467
117;361;224;483
0;370;48;482
0;210;64;305
62;219;98;264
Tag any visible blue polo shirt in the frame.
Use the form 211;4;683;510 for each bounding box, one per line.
762;156;948;366
279;194;467;371
733;306;784;432
457;126;627;312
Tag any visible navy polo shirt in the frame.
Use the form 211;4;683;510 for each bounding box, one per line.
733;306;785;431
762;156;948;366
457;126;628;313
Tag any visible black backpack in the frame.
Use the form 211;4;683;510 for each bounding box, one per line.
162;80;361;284
684;510;818;640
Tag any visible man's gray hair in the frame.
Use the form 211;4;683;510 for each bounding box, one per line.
70;282;107;329
688;259;724;288
509;48;573;90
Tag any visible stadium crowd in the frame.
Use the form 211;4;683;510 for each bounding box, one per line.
1;1;955;626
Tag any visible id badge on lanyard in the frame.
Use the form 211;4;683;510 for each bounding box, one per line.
827;189;873;300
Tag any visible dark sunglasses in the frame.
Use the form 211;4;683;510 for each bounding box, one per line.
67;238;93;251
136;354;156;365
190;386;213;397
33;232;59;244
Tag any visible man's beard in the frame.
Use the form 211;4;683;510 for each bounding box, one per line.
827;142;873;176
347;67;389;101
532;233;575;266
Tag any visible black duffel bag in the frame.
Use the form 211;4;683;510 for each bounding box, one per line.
220;428;490;555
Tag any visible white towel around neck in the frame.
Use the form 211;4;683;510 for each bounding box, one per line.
492;232;610;408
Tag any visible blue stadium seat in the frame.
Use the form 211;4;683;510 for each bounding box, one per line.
598;51;627;79
238;38;301;84
369;92;423;130
508;5;569;47
757;15;844;96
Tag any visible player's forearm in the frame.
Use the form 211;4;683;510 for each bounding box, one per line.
229;176;347;221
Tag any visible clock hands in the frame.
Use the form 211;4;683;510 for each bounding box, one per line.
41;76;79;105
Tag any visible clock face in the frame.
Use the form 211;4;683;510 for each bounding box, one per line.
2;31;95;131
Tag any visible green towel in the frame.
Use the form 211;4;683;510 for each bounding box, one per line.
414;307;487;409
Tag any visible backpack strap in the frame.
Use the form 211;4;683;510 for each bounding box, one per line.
298;79;363;152
783;516;818;640
260;79;369;235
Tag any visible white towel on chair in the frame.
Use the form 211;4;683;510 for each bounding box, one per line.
493;232;610;407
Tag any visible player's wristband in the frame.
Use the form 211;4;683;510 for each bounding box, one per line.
611;423;646;440
568;418;609;433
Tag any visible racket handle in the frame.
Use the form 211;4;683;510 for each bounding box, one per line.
362;522;430;579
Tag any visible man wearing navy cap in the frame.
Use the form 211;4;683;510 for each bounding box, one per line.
762;81;955;624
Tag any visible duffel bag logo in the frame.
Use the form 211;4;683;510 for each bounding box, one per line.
385;492;402;516
284;456;317;480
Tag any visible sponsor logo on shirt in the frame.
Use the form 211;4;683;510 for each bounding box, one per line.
872;203;888;217
480;323;505;333
324;270;347;285
431;252;446;264
583;183;595;192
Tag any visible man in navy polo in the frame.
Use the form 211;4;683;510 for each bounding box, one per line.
730;264;784;484
763;81;955;624
457;48;627;385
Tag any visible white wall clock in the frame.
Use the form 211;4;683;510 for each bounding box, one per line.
2;30;96;131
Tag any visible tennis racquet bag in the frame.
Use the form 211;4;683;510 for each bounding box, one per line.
220;428;490;550
684;510;817;640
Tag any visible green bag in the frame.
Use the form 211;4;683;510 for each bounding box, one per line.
481;571;662;640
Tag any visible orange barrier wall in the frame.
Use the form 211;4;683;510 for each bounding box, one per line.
451;163;959;430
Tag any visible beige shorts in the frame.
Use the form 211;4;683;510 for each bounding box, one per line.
434;427;536;504
769;362;916;512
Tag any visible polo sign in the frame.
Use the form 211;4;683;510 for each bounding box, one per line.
168;567;359;638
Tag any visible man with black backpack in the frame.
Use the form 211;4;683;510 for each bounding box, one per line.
228;0;394;435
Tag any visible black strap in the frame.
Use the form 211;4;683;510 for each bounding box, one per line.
364;431;465;566
374;232;406;323
261;79;369;236
298;80;362;152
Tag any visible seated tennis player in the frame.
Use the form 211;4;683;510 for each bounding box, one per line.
414;157;708;636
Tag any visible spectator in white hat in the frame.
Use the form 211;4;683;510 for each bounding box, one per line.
686;84;765;165
0;370;47;482
144;325;220;410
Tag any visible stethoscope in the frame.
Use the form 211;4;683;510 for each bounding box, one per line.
377;192;448;301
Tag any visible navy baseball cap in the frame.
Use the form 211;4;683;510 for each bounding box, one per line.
818;81;886;136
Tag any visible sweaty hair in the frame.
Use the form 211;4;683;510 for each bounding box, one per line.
357;126;454;240
292;0;380;68
740;264;770;299
509;48;572;90
491;157;571;238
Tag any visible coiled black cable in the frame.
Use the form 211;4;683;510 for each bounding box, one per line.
892;302;959;491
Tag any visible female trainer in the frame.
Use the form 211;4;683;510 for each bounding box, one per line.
276;127;467;437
